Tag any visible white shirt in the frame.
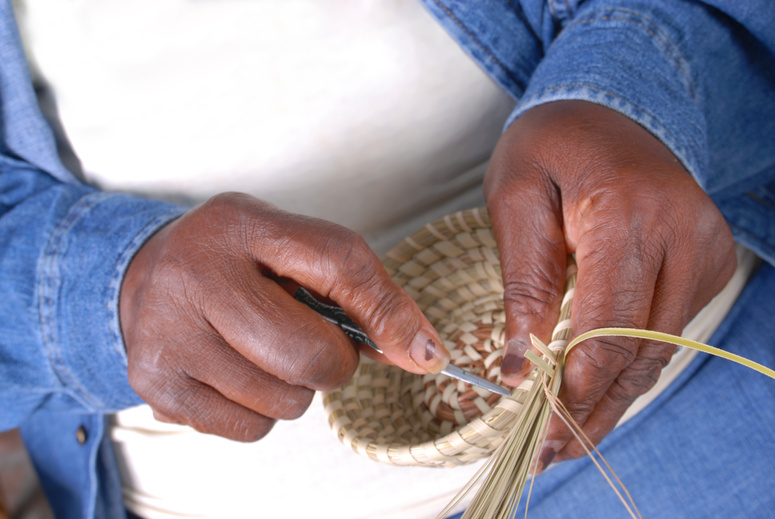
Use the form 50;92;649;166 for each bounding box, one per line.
19;1;515;517
18;1;754;517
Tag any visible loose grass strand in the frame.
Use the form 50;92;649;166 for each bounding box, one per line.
320;209;775;519
566;328;775;381
541;379;642;519
445;325;775;519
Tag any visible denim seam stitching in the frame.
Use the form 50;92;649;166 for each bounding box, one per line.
431;0;524;89
748;191;775;212
548;0;575;24
525;82;694;155
39;191;112;409
509;83;701;178
570;10;695;98
105;208;184;370
547;0;558;19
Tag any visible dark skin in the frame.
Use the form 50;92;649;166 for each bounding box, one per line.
488;100;736;467
119;194;449;441
120;101;736;467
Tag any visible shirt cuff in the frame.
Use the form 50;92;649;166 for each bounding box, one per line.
39;191;186;412
505;5;707;181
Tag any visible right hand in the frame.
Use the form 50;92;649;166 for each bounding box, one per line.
119;193;449;442
483;101;737;467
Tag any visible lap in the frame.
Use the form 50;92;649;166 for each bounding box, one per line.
510;261;775;518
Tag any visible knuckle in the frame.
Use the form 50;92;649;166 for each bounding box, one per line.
280;322;358;390
137;375;201;425
266;388;315;420
582;294;647;329
204;191;256;216
502;275;562;318
191;413;276;443
136;365;280;443
295;343;358;390
127;345;182;403
142;240;228;310
200;192;274;255
574;336;638;376
151;383;276;443
363;292;422;345
613;355;669;397
194;193;241;231
275;222;379;294
325;230;379;286
228;418;277;443
278;324;326;386
562;398;597;426
606;378;645;408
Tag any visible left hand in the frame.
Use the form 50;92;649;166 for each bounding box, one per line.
484;100;737;467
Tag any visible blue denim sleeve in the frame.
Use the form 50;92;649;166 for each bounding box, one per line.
507;1;775;197
0;2;185;429
424;0;775;264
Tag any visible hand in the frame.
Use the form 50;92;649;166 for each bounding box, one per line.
119;193;449;441
484;101;736;467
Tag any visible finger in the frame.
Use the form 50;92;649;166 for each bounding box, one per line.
151;410;180;425
272;275;390;365
359;345;395;365
202;272;360;392
553;261;684;462
539;221;661;466
183;331;315;420
483;133;567;387
554;347;673;463
554;211;736;462
131;367;277;442
272;276;390;365
556;238;735;460
233;199;450;374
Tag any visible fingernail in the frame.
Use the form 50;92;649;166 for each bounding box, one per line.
535;448;557;474
534;441;561;474
501;339;530;378
410;331;449;372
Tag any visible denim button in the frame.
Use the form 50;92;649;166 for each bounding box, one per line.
76;426;87;445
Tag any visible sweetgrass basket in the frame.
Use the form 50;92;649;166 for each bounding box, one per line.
323;208;576;468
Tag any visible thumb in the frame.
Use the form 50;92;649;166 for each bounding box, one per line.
486;167;567;387
236;198;450;375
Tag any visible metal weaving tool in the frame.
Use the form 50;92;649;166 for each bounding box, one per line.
295;287;511;397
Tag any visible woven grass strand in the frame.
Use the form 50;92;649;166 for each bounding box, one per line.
323;208;556;468
323;207;775;517
539;380;642;519
437;260;577;519
448;299;775;519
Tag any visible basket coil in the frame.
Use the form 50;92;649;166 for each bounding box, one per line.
323;208;576;467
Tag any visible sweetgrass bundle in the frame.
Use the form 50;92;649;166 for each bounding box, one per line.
323;208;775;519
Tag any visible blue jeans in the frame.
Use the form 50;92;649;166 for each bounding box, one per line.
449;261;775;518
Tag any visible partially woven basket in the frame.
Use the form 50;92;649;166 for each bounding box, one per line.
323;208;576;468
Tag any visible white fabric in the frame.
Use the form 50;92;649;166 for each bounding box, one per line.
19;1;513;518
17;1;754;517
18;0;515;256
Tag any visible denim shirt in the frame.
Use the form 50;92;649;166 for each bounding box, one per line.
1;0;773;517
